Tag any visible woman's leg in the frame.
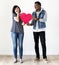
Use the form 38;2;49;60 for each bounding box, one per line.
11;32;17;60
18;33;24;59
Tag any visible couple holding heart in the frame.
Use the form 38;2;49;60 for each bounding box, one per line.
11;1;48;63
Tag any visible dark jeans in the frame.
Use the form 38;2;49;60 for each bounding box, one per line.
11;32;24;59
33;31;47;59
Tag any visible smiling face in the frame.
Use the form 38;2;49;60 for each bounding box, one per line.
34;3;41;11
15;7;21;14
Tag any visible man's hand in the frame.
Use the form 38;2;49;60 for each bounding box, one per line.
32;17;39;21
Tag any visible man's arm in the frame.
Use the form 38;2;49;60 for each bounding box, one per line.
39;11;47;22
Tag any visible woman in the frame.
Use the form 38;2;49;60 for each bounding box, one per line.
11;5;24;63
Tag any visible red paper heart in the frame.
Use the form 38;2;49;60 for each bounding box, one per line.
20;13;32;24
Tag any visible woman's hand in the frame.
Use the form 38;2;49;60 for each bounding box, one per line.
27;23;33;26
16;12;19;16
22;22;25;26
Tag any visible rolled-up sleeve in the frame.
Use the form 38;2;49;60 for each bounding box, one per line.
39;11;47;22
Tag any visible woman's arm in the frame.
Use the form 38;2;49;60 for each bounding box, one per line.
14;13;19;22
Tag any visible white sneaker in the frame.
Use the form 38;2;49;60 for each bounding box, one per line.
14;59;18;63
43;58;48;63
20;59;23;63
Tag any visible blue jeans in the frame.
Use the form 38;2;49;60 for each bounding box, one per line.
11;32;24;59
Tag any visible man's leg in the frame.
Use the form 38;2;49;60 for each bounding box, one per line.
33;32;40;59
40;31;47;59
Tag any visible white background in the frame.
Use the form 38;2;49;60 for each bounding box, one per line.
0;0;59;55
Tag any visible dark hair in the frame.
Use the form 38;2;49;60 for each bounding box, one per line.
12;5;21;15
35;1;41;6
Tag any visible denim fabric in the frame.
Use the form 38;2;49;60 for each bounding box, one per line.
11;32;24;59
32;9;46;29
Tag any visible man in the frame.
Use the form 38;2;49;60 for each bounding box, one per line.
27;1;48;62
